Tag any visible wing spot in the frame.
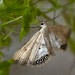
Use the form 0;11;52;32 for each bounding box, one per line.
32;54;49;65
42;44;45;46
39;47;41;49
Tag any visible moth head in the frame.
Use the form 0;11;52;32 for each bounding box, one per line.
40;21;46;27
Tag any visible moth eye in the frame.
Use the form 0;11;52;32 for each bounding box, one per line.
41;22;44;25
60;43;67;50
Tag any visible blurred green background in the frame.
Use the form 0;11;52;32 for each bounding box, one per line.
0;0;75;75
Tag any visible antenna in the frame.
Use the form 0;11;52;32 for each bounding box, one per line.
45;2;70;23
23;2;71;28
53;6;56;25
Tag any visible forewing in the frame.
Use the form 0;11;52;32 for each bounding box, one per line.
28;26;55;66
13;31;41;65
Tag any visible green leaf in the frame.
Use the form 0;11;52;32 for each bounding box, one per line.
24;0;30;7
0;59;14;75
0;35;11;48
22;9;31;27
31;18;39;25
0;68;10;75
20;6;37;40
20;27;29;40
69;0;75;3
63;12;71;25
3;0;25;9
20;9;31;40
69;38;75;53
3;36;11;47
63;11;75;32
35;8;42;16
0;59;14;70
0;0;4;9
8;59;14;63
3;29;14;40
0;0;25;21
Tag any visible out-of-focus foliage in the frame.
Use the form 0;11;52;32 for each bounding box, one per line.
0;0;75;75
0;59;14;75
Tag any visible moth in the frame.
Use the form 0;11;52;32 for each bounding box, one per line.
13;22;71;66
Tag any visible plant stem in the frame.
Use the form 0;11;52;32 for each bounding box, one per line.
0;16;22;27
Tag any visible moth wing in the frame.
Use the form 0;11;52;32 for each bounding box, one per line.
13;31;41;65
28;27;55;66
48;25;71;50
